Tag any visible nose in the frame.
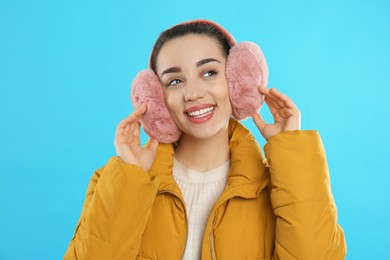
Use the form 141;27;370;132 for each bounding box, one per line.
183;80;205;102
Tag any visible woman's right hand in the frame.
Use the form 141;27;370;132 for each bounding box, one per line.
114;103;159;172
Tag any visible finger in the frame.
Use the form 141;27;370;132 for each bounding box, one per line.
267;89;286;108
258;85;287;110
114;128;122;146
118;103;147;128
264;98;284;123
117;118;141;146
264;96;281;116
257;85;275;102
269;88;297;109
279;107;296;118
258;87;286;108
131;122;141;146
258;85;295;107
115;104;145;146
118;115;137;129
127;103;147;122
257;85;270;95
115;121;126;140
123;122;132;136
252;113;266;132
128;119;139;134
146;138;159;156
133;102;148;117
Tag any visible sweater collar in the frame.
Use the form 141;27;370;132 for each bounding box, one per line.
149;118;269;195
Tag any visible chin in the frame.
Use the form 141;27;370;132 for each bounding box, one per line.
180;119;230;140
185;130;219;140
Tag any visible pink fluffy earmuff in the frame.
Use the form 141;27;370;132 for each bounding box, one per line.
131;19;268;143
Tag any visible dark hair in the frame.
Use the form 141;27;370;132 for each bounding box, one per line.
150;22;232;73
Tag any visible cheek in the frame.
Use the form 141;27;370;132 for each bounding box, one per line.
216;78;232;108
224;93;233;115
163;89;180;113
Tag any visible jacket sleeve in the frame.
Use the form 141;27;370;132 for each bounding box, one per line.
64;156;160;260
264;130;347;260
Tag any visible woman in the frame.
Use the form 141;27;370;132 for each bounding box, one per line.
64;20;346;259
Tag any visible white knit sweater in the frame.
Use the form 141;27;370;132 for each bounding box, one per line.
172;157;230;260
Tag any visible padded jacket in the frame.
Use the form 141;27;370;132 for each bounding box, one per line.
64;119;346;259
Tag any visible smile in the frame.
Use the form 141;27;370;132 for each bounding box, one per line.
184;104;216;124
187;106;215;118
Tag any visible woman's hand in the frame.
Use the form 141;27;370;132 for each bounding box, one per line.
252;85;301;141
114;103;159;171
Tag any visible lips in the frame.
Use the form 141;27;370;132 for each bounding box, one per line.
187;106;215;117
184;104;216;124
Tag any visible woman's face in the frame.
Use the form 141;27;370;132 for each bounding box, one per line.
156;34;232;140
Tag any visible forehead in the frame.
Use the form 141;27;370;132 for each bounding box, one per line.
156;34;226;73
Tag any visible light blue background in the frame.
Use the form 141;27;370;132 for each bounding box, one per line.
0;0;389;259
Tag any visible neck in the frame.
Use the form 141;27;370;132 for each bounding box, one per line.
174;126;230;172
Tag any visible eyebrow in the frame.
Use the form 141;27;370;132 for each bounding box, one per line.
160;58;221;77
196;58;221;67
160;67;181;77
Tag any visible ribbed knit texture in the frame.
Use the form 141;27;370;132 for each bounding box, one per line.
172;157;230;260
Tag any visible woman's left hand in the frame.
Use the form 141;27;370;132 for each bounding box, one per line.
252;85;301;141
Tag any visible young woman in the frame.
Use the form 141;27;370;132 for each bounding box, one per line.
64;20;346;259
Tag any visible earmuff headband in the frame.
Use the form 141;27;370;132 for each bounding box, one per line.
148;19;237;69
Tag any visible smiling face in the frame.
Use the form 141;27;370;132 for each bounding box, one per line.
155;34;233;140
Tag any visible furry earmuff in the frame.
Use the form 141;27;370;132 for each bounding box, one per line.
131;20;268;143
131;69;182;143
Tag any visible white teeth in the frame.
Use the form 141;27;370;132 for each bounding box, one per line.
187;106;214;118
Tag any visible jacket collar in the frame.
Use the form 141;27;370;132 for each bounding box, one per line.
148;118;269;197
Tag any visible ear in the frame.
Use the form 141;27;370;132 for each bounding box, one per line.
130;69;182;143
225;42;268;120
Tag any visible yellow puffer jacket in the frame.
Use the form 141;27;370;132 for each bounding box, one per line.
64;119;346;259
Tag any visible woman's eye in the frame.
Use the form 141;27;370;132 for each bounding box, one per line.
203;70;217;78
167;79;181;87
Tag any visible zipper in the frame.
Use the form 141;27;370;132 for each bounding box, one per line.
157;190;188;259
209;212;217;260
157;185;261;259
207;189;258;260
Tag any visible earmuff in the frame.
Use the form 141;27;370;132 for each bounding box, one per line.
130;19;268;143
